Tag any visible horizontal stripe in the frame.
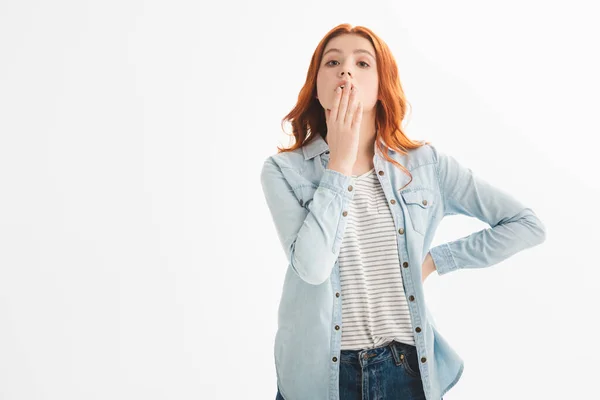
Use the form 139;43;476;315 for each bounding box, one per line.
340;168;415;350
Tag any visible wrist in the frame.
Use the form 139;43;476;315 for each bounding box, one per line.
327;161;352;176
428;252;437;271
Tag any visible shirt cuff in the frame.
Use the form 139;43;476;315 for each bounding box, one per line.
319;168;354;199
429;243;459;276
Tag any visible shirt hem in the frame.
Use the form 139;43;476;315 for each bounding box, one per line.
439;361;464;398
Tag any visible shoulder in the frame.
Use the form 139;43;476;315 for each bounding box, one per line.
260;147;308;189
387;142;439;170
262;147;306;170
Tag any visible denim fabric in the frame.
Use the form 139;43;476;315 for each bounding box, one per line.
276;341;446;400
261;134;546;400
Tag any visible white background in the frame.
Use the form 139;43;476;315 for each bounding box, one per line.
1;0;599;399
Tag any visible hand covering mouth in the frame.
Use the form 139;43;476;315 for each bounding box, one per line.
335;80;354;91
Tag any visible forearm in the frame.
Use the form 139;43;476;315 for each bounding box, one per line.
261;160;355;285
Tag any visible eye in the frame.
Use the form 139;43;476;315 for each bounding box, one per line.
325;60;370;68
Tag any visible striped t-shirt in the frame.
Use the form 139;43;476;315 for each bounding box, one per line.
339;167;415;350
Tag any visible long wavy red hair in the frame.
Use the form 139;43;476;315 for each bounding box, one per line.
276;23;430;188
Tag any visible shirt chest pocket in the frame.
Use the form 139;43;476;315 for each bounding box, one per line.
400;189;434;235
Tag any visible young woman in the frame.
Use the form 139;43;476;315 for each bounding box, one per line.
260;24;546;400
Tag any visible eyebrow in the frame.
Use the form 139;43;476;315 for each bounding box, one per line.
322;48;376;60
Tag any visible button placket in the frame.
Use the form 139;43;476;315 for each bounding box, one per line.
374;163;428;371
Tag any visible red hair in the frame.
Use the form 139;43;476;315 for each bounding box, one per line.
276;23;430;188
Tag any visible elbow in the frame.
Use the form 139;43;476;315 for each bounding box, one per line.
290;252;332;286
523;208;547;245
535;217;547;244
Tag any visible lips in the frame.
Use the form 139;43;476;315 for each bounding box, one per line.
335;80;354;91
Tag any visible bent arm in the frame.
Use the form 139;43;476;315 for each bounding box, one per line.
428;147;547;276
260;158;354;285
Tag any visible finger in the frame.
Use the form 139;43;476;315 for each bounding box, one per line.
329;86;342;123
336;84;351;122
352;101;363;128
344;86;358;125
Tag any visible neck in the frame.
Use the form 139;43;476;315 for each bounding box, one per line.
357;109;377;159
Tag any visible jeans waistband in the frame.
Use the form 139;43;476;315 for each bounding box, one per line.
339;340;416;367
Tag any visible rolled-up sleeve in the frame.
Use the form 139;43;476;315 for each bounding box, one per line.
260;158;354;285
428;146;547;276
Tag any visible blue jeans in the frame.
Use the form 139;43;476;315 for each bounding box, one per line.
276;340;441;400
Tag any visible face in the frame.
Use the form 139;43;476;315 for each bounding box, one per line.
316;34;379;114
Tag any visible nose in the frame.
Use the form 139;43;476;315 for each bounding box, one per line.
340;71;352;78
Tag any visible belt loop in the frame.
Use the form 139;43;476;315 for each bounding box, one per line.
389;341;402;366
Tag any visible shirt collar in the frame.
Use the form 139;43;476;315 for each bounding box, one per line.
302;134;329;160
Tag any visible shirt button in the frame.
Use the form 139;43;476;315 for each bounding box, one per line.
398;228;404;234
422;200;428;206
378;170;384;176
348;185;353;191
421;357;427;363
403;262;409;268
409;295;415;301
390;199;396;204
335;325;340;330
342;211;348;217
299;199;304;206
336;292;340;297
332;356;338;362
415;327;421;333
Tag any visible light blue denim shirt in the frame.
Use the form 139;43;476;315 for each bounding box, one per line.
260;134;546;400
